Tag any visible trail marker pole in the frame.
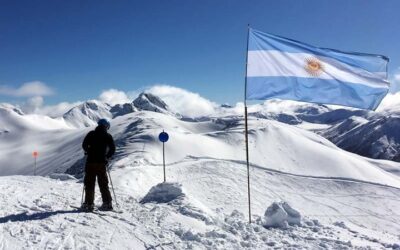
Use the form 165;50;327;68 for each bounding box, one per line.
32;151;38;176
158;131;169;182
163;142;165;182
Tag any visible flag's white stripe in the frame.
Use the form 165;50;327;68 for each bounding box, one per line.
247;50;389;88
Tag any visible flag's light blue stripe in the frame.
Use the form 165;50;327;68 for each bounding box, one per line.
248;29;389;75
246;76;388;110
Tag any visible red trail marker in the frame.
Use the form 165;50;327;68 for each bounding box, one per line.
32;151;39;175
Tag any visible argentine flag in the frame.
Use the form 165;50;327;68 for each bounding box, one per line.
246;28;390;110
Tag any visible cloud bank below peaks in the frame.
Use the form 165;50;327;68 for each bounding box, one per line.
376;92;400;112
145;85;218;117
94;85;218;117
98;89;132;106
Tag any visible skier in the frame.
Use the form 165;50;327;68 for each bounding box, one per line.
81;118;116;211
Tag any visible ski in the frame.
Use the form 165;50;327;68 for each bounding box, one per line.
70;205;106;215
97;206;123;214
70;205;123;214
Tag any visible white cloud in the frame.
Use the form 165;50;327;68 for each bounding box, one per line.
376;92;400;112
0;81;54;97
392;72;400;92
22;96;44;113
98;89;131;105
20;97;82;118
96;86;218;117
2;83;221;118
145;85;217;117
23;85;218;118
36;101;83;117
388;67;400;93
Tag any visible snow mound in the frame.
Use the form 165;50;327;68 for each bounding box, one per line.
140;182;184;204
263;202;301;228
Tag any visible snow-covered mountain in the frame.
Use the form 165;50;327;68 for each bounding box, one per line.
321;112;400;162
0;103;24;116
61;92;178;128
132;92;178;117
54;92;400;162
133;93;167;112
110;102;137;118
240;99;400;162
0;103;28;133
63;100;113;128
1;94;400;248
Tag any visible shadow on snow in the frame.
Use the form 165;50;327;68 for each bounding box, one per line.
0;210;81;224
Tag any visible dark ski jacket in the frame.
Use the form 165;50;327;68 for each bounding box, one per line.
82;126;116;164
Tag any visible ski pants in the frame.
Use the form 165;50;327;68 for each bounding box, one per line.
84;163;112;205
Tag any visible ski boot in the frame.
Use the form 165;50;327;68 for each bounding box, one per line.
81;203;94;212
99;202;113;211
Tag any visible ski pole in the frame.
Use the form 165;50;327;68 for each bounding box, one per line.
107;164;118;207
81;183;85;206
81;155;87;206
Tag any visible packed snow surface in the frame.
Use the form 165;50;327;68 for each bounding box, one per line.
1;98;400;249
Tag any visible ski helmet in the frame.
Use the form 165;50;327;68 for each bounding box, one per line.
98;118;110;130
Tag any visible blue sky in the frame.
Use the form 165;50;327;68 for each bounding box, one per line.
0;0;399;106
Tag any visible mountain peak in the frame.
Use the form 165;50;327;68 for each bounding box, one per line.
110;103;137;118
133;92;169;113
63;100;112;128
0;103;24;115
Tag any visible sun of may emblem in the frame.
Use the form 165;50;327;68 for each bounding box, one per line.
305;57;324;77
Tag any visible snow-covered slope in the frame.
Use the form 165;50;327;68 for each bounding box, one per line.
0;104;84;175
3;108;400;185
99;112;400;188
1;97;400;248
1;153;399;248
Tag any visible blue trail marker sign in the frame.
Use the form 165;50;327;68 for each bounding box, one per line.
159;131;169;143
159;131;169;182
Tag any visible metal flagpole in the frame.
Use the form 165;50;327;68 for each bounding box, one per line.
244;24;251;223
33;151;38;176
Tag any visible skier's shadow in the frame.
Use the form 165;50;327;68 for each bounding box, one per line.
0;210;81;224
